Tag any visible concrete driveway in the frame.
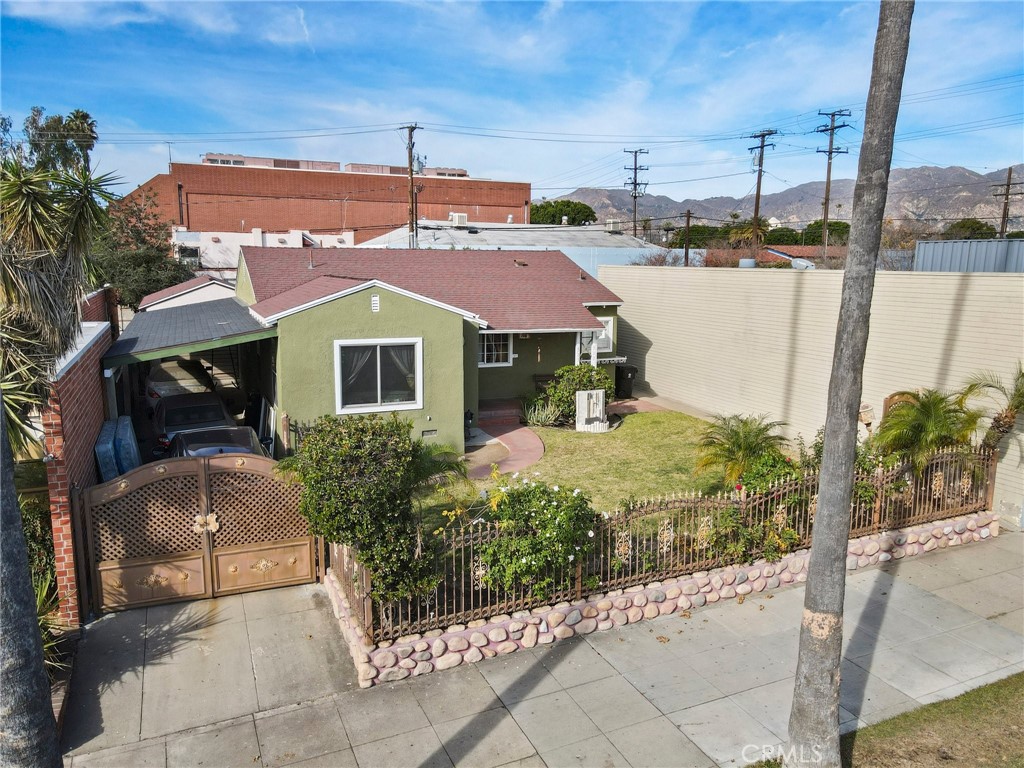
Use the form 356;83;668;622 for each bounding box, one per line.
62;531;1023;768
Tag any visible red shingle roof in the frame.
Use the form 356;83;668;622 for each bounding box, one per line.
240;248;622;331
139;275;230;310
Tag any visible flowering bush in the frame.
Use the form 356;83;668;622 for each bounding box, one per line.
479;473;597;599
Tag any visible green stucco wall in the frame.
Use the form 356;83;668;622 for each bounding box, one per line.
275;287;468;451
235;257;256;306
476;306;620;402
477;333;577;400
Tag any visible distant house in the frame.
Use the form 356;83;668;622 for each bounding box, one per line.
138;275;235;311
234;247;624;451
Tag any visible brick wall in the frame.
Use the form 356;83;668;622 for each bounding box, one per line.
80;289;109;322
131;164;532;244
41;325;112;626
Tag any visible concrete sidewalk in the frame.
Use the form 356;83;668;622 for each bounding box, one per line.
63;532;1023;768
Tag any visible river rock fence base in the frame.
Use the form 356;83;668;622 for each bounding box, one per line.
323;511;1000;688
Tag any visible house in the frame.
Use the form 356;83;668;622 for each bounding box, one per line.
235;247;624;451
138;275;235;311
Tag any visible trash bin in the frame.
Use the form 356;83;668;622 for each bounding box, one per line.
615;364;638;399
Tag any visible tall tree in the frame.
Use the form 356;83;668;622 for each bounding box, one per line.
787;3;914;766
92;190;194;310
1;153;113;765
941;216;997;240
529;199;597;226
23;107;98;174
803;219;852;246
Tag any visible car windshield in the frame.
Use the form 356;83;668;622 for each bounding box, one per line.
165;404;226;428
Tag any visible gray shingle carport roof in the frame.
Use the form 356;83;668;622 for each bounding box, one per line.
103;298;276;366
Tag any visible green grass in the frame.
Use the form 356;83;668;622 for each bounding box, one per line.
528;410;722;512
755;672;1024;767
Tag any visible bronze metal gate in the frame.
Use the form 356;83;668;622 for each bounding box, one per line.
83;455;314;613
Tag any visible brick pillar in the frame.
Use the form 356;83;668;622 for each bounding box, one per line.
40;323;112;626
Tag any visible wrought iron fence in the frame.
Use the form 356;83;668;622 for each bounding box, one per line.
335;447;995;643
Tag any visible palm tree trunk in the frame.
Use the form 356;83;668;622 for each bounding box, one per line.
787;3;914;766
0;407;62;767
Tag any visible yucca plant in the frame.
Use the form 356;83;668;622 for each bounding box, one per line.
33;570;67;679
962;362;1024;450
874;388;983;473
523;398;562;427
696;414;789;485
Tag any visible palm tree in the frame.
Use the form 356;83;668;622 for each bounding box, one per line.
962;362;1024;450
873;388;983;472
696;414;788;485
789;5;914;761
727;216;770;250
1;155;112;766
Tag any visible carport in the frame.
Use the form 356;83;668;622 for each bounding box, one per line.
102;298;278;456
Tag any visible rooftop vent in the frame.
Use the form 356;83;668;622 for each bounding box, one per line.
514;259;528;267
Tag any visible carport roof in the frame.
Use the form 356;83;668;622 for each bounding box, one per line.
103;298;275;366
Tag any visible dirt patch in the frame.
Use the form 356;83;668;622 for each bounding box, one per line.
464;442;509;476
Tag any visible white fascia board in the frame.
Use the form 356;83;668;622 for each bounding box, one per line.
256;279;486;326
581;301;624;307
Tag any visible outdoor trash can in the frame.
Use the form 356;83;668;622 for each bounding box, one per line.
615;364;638;399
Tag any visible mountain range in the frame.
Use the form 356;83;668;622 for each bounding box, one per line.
556;164;1024;234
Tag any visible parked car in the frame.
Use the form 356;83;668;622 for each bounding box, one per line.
145;358;215;414
153;393;234;452
168;426;270;458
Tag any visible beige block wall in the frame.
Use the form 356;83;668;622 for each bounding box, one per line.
599;266;1024;524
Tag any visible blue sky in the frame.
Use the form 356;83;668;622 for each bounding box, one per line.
2;1;1022;204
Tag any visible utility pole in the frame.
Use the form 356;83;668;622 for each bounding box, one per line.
683;209;692;266
624;149;649;238
748;130;777;258
403;124;419;248
991;167;1023;237
816;110;851;259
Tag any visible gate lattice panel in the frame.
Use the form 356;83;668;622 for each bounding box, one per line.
206;456;314;595
83;456;314;613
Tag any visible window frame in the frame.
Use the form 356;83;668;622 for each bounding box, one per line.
478;331;514;368
333;337;423;414
579;316;614;359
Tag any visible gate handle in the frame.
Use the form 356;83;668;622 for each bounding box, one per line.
193;513;220;534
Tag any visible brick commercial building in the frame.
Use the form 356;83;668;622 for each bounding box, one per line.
130;159;532;245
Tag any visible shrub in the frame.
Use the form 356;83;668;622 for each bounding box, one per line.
704;506;800;564
20;493;54;578
278;414;437;600
479;474;596;600
740;450;799;491
523;398;561;427
696;414;788;484
34;569;67;679
546;364;615;422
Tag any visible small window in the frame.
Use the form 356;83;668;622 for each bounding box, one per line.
478;333;513;367
334;338;422;414
581;317;614;354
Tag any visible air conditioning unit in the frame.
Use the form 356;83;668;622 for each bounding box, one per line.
450;212;469;227
606;219;622;233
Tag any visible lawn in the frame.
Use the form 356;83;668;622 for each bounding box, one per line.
527;410;721;512
757;672;1024;767
419;410;720;531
